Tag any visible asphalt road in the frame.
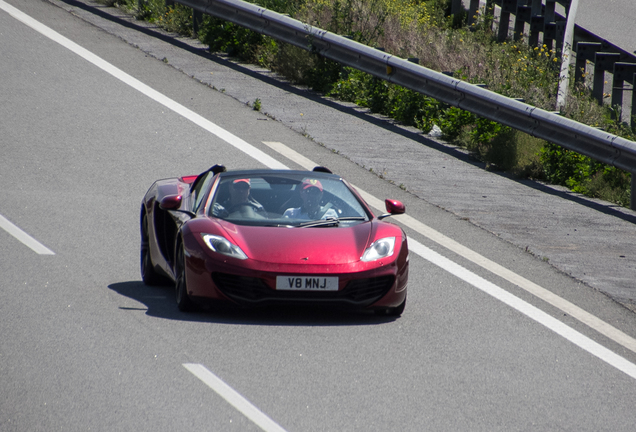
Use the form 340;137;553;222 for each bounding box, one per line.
577;0;636;54
462;0;636;54
2;0;636;431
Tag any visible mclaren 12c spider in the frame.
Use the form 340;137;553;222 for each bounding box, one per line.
140;165;409;315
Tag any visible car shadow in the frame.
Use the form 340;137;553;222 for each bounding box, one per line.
108;281;400;326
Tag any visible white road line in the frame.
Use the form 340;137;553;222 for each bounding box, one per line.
0;214;55;255
354;191;636;355
409;241;636;380
6;1;635;378
183;363;288;432
0;0;288;172
262;141;636;380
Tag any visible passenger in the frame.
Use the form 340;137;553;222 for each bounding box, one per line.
213;178;265;218
283;179;338;220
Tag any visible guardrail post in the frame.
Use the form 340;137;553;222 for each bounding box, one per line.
613;64;636;125
632;174;636;210
467;0;480;27
593;53;620;105
173;0;636;204
554;20;566;52
514;1;530;41
575;42;602;83
545;0;556;21
529;15;544;46
542;0;556;50
484;0;495;29
498;0;515;41
451;0;462;18
633;72;636;126
193;10;203;36
528;0;542;45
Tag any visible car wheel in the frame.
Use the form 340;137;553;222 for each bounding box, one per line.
175;245;195;312
375;298;406;317
141;213;167;286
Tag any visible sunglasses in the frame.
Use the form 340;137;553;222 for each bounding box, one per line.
303;187;322;196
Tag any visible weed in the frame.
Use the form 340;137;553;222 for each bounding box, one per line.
124;0;633;207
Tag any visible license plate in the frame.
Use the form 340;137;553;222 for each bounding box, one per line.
276;276;339;291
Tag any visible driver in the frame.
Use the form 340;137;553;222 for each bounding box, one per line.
283;178;338;220
213;178;266;218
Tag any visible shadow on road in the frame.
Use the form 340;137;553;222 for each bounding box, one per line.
108;281;398;326
60;0;636;225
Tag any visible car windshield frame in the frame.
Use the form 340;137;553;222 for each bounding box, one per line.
207;171;372;227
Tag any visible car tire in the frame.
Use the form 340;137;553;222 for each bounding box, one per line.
375;297;406;317
175;245;195;312
141;213;168;286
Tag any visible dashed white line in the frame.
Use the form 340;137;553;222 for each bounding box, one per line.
0;0;288;172
0;214;55;255
5;0;634;385
183;363;288;432
262;140;636;380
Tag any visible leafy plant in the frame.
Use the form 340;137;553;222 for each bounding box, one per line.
124;0;634;207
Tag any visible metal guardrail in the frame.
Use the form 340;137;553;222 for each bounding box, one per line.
172;0;636;208
455;1;636;125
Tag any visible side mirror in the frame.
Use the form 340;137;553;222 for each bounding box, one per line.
160;194;182;210
385;199;405;215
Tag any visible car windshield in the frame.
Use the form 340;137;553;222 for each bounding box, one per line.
209;173;370;227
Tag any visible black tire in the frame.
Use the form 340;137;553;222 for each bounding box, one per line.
175;245;195;312
140;213;167;286
375;297;406;317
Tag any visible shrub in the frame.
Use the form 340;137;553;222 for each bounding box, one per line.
121;0;633;207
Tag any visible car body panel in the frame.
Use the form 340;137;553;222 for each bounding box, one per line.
140;168;409;313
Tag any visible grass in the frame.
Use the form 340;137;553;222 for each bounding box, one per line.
107;0;634;207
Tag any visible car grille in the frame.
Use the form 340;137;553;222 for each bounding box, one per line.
211;272;394;307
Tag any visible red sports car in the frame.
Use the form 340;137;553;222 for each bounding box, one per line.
140;165;409;315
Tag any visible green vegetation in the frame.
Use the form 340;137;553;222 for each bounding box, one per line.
111;0;634;207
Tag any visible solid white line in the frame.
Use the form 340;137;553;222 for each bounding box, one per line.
356;193;636;355
262;141;636;380
409;241;636;381
6;0;635;378
0;0;288;171
0;214;55;255
183;363;288;432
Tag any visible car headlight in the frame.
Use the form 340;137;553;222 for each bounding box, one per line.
201;234;248;260
361;237;396;262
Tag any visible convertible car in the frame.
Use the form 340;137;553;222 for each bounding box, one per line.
140;165;409;315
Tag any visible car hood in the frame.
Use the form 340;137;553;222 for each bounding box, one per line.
219;221;373;265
